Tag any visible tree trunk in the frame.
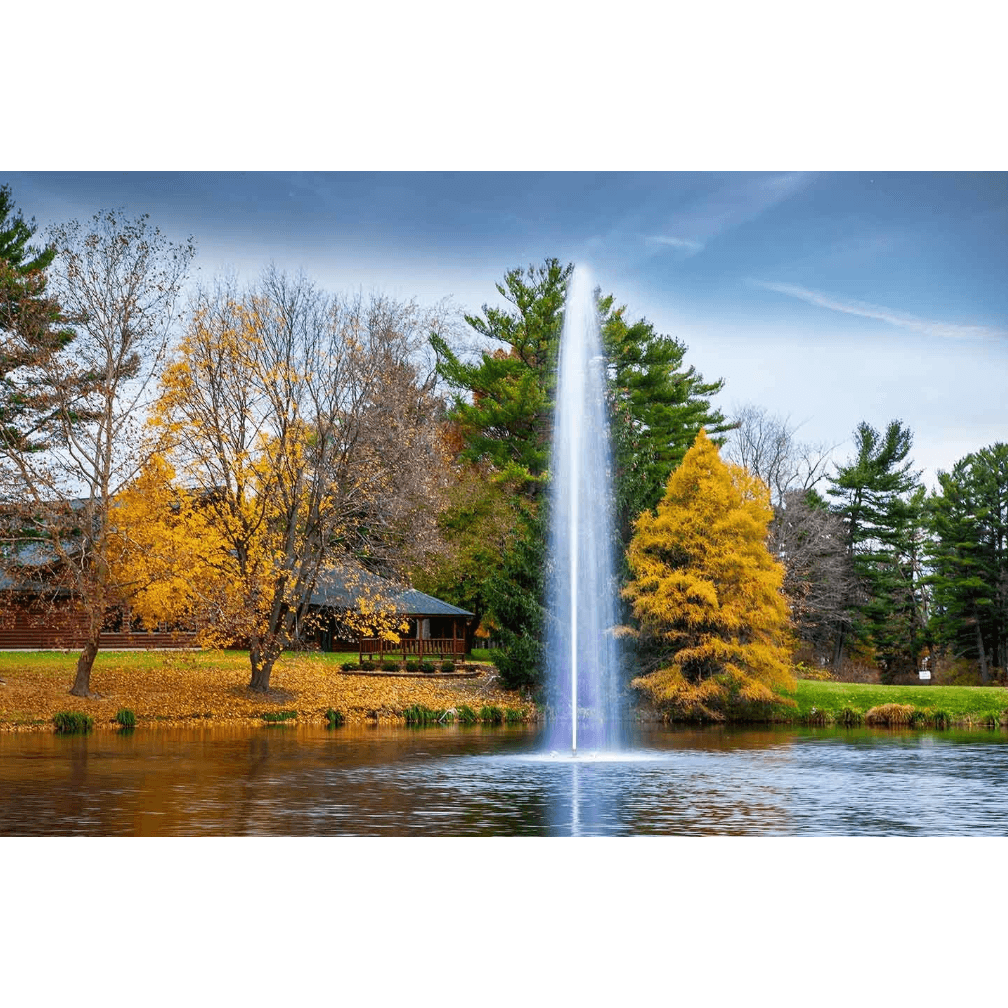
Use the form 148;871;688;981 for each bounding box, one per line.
975;617;989;685
832;625;846;671
248;638;279;692
70;631;101;698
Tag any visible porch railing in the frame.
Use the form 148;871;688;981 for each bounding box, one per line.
359;637;466;663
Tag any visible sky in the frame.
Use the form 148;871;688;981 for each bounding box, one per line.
7;170;1004;489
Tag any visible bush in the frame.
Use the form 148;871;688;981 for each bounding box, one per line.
380;660;400;672
53;711;94;734
864;703;916;727
836;706;864;727
404;704;446;726
480;705;504;725
115;708;136;730
504;708;523;724
404;660;419;673
492;635;542;691
360;660;376;671
340;661;359;671
456;704;478;725
440;659;455;673
925;708;952;729
805;706;832;726
325;708;345;727
261;709;297;723
420;661;436;674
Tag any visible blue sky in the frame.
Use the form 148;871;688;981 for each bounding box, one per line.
6;170;1006;486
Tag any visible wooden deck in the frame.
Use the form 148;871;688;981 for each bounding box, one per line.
358;637;466;663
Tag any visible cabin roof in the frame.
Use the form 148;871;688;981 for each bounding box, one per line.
310;568;474;618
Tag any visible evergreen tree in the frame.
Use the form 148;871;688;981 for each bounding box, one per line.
600;298;731;548
827;420;926;680
927;444;1008;681
623;430;795;720
429;258;728;691
0;184;76;454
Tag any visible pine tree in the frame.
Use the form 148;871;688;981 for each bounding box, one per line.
927;444;1008;681
624;430;795;720
429;258;727;690
0;184;76;454
827;420;926;680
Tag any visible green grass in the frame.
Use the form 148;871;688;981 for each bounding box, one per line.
789;680;1008;725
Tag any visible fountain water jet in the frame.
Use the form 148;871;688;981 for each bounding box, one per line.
546;266;623;755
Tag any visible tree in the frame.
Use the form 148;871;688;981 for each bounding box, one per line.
149;270;450;692
927;444;1008;682
723;402;835;508
768;488;852;661
723;403;848;661
623;430;795;720
827;420;926;680
602;301;731;549
0;184;77;458
430;258;728;689
0;211;195;696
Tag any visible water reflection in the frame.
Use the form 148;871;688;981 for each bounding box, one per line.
1;723;1006;836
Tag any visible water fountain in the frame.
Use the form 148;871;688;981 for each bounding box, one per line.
545;266;623;755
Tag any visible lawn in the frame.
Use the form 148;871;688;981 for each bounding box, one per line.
0;648;530;731
789;678;1008;724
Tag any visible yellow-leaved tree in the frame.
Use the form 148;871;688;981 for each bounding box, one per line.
126;269;450;692
623;429;796;720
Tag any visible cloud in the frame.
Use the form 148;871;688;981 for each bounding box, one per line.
646;234;704;254
750;280;1007;341
642;172;811;260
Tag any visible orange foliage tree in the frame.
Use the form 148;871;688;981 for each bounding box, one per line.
623;429;796;719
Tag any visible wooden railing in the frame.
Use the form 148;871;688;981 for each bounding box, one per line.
359;637;466;662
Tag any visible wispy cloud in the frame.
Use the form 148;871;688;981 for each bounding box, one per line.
751;280;1007;340
642;172;810;259
646;234;704;253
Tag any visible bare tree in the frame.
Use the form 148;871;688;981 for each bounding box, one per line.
0;211;194;697
724;402;836;507
151;268;452;692
769;489;853;659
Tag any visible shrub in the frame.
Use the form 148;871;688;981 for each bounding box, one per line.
380;660;400;672
340;661;359;671
805;706;832;726
480;705;504;725
836;706;864;727
405;660;419;673
925;708;952;729
864;703;916;727
907;708;928;728
420;661;436;674
115;708;137;730
324;708;345;727
53;711;94;734
261;709;297;723
440;659;455;673
795;662;834;682
456;704;478;725
403;704;445;726
360;660;376;671
504;708;523;724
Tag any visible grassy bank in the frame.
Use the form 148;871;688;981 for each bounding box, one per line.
0;649;536;732
788;679;1008;727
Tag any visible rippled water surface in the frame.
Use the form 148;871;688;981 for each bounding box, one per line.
2;723;1007;835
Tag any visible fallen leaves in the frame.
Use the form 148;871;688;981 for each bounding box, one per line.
0;651;536;731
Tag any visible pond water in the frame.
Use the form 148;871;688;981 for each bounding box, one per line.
2;722;1007;836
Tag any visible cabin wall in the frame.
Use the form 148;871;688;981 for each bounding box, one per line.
0;594;197;650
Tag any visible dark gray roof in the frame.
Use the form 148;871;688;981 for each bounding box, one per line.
310;568;474;618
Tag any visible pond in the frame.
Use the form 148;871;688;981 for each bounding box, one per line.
2;722;1007;836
